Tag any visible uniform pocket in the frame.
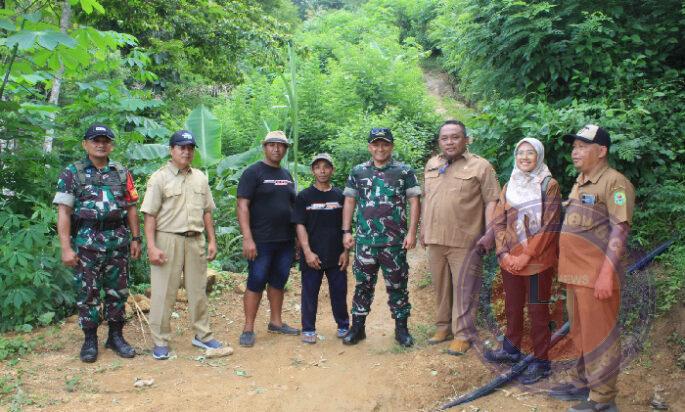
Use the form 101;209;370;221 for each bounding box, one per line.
163;185;182;199
81;184;99;200
453;173;478;195
424;171;439;194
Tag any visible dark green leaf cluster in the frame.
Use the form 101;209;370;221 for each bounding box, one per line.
431;0;685;101
82;0;293;87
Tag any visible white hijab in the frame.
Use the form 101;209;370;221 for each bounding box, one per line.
505;137;552;241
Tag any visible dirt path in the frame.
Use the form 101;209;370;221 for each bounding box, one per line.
3;246;683;411
422;68;472;121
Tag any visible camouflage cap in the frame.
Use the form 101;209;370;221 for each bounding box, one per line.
310;152;334;167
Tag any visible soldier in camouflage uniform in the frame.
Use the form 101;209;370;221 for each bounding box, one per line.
54;124;142;363
341;128;422;347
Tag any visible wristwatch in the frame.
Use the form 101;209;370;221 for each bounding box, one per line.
342;229;352;234
131;235;142;242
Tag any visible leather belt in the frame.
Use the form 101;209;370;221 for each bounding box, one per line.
175;231;202;237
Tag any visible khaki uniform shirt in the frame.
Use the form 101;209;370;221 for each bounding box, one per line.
423;152;500;248
558;165;635;289
140;161;216;233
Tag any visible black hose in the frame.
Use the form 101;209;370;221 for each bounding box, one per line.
438;322;570;410
438;237;677;410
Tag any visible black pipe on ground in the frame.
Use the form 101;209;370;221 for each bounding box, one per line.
438;237;677;410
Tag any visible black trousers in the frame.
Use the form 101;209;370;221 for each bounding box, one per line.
300;262;350;333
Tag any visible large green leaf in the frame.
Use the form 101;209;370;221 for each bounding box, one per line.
4;30;76;51
126;144;169;161
118;98;164;112
0;18;15;31
216;147;261;175
79;0;105;14
185;105;222;169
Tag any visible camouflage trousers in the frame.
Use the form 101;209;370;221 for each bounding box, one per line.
74;246;130;330
352;244;411;320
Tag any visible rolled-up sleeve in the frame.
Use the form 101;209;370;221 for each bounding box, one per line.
343;171;358;198
53;167;77;207
404;168;421;198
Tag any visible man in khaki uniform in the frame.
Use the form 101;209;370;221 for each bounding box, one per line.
421;120;500;355
551;125;634;412
141;130;224;360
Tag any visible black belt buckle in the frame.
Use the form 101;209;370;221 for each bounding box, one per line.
177;231;201;237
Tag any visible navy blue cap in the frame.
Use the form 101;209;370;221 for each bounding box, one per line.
84;124;115;140
169;130;197;147
368;128;393;143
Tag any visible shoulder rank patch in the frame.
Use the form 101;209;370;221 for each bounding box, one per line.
613;190;626;206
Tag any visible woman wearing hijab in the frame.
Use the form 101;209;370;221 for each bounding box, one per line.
484;137;562;384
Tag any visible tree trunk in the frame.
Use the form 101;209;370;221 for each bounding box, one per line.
43;0;71;153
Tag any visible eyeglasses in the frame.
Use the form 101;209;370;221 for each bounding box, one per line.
515;150;536;157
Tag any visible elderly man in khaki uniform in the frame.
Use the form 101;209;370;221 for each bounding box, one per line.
550;125;634;412
141;130;224;360
421;120;500;355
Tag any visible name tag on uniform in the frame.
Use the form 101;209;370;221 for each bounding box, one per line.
580;193;596;205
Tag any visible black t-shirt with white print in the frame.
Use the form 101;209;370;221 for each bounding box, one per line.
237;161;296;243
292;185;344;269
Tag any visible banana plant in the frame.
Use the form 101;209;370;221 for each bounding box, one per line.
186;105;222;174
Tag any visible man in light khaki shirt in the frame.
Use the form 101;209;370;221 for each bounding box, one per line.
421;120;500;355
141;130;224;360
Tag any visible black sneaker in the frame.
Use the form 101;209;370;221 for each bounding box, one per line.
483;348;521;364
518;361;551;385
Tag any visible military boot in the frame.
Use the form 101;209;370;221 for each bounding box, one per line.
395;318;413;347
80;327;98;363
105;321;136;358
342;315;366;345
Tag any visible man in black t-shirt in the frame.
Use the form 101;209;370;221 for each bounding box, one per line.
236;131;300;348
292;153;350;344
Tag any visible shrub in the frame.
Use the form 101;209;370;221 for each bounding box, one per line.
0;202;75;332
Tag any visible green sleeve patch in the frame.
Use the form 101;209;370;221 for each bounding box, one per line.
613;190;626;206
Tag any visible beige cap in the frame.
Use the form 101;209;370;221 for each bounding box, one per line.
262;130;290;146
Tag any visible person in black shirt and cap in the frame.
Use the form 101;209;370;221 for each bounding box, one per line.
292;153;350;344
236;131;300;347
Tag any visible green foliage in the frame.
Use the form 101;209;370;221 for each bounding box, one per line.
654;245;685;313
215;6;440;188
0;335;37;361
83;0;291;89
186;105;222;170
0;203;74;333
430;0;685;101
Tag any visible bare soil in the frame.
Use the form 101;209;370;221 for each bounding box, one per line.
2;247;684;412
